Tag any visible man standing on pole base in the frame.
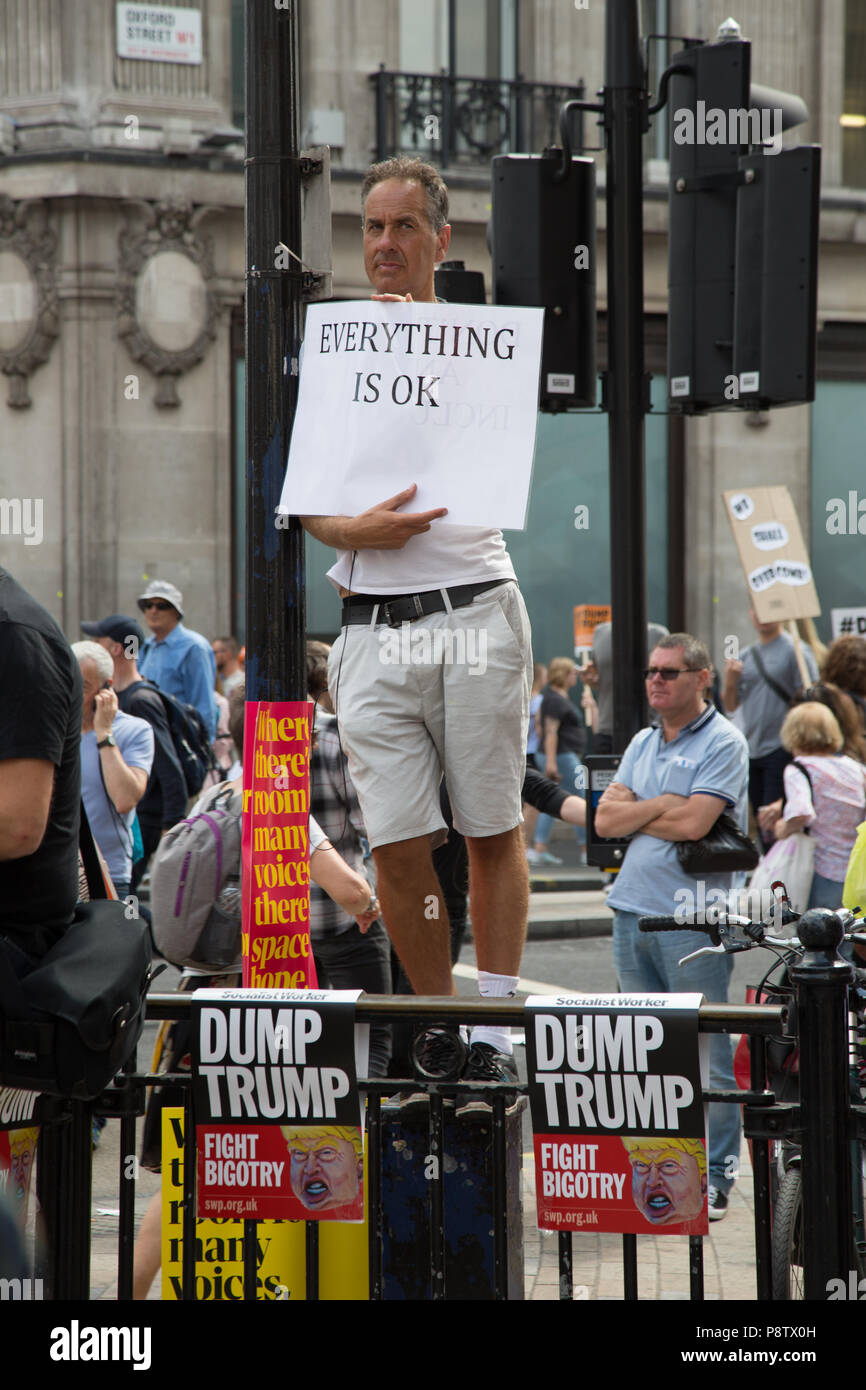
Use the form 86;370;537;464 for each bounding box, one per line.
300;157;533;1095
595;635;749;1220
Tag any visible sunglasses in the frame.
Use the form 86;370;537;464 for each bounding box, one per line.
143;600;173;611
643;666;699;681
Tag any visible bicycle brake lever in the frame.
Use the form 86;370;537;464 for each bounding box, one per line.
678;943;727;965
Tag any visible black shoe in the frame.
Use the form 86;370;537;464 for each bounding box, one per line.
410;1024;468;1081
455;1042;521;1119
392;1025;468;1116
707;1185;729;1221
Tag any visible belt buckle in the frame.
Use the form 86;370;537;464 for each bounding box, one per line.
382;594;424;628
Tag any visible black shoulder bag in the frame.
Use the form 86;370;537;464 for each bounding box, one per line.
676;809;760;875
0;805;153;1099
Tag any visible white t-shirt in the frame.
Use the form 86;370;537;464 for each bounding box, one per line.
326;522;516;594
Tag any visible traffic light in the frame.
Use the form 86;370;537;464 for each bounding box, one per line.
666;34;819;412
490;152;597;411
434;259;487;304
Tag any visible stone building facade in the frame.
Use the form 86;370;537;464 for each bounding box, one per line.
0;0;864;663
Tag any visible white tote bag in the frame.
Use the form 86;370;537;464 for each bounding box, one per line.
748;833;815;914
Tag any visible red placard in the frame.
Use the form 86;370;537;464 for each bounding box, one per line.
533;1132;708;1235
196;1122;364;1223
242;701;317;989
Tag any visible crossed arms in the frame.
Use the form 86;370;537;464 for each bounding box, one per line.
594;781;726;842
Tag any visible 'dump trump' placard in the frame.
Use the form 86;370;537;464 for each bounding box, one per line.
278;300;543;530
191;989;369;1222
525;994;709;1236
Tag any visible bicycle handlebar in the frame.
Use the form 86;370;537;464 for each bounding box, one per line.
638;915;721;944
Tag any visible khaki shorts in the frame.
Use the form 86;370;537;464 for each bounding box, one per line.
328;581;533;849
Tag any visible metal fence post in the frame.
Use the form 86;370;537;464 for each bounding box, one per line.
789;908;855;1300
35;1100;92;1299
245;0;305;706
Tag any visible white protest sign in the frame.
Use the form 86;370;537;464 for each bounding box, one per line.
279;301;544;530
831;608;866;639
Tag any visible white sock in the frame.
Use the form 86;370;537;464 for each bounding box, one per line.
471;971;519;1054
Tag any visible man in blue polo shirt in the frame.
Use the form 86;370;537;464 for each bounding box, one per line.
137;579;217;740
596;633;749;1222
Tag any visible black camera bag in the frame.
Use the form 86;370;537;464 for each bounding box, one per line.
0;806;152;1100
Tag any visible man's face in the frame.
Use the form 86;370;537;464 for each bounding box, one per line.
288;1136;362;1212
141;599;179;640
749;607;782;640
213;640;229;671
645;645;707;722
630;1147;706;1225
363;179;451;302
96;635;127;665
78;659;110;731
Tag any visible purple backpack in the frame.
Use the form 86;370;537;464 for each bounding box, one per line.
150;784;242;970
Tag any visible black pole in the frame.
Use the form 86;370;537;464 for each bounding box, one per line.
245;0;305;704
789;909;855;1300
604;0;649;749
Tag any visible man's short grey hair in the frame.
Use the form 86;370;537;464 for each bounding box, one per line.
361;157;449;234
653;633;712;671
72;640;114;682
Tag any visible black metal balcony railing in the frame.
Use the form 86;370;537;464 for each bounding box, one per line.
371;67;587;168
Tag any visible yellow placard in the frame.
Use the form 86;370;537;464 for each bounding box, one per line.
160;1108;369;1300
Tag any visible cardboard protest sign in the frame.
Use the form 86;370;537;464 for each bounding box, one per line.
242;701;315;990
191;989;368;1221
723;486;820;622
573;604;611;660
161;1109;370;1300
525;994;708;1235
278;300;543;529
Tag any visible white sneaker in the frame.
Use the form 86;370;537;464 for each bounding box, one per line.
707;1185;729;1221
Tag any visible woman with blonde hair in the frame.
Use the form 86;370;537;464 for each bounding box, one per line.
769;702;866;911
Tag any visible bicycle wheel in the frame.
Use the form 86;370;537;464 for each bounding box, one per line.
772;1167;804;1300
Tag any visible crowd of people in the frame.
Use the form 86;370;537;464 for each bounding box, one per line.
2;153;866;1271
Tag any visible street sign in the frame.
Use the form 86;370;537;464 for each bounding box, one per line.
116;4;203;65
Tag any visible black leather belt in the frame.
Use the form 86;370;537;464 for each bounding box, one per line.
341;579;508;628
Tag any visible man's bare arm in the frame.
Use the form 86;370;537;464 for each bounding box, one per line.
594;782;684;838
640;793;728;843
300;484;447;552
721;659;742;714
0;758;55;859
100;753;148;818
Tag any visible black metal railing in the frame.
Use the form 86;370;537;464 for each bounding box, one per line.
370;67;588;168
27;991;856;1302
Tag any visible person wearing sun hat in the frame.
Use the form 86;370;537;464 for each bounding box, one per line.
136;579;217;739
